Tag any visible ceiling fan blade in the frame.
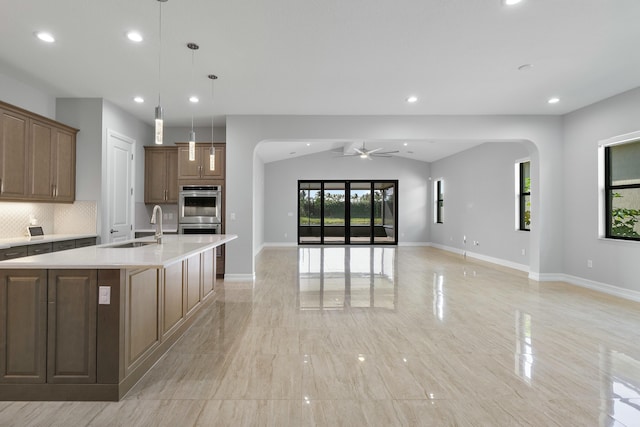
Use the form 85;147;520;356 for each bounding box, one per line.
374;150;399;155
367;147;384;154
353;147;365;155
370;154;393;157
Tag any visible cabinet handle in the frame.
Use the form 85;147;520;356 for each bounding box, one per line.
33;248;46;253
1;178;3;194
164;189;167;200
54;184;58;197
5;252;21;257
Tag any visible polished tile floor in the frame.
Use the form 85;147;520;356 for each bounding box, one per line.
2;246;640;426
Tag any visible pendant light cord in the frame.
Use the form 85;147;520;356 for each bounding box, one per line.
158;1;163;106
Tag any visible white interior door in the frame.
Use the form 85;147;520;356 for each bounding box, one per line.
106;129;134;243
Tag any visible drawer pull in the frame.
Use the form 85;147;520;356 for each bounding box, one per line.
5;252;21;257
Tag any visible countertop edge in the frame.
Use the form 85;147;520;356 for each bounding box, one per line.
0;234;98;249
0;235;237;269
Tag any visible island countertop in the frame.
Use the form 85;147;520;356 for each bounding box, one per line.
0;234;237;269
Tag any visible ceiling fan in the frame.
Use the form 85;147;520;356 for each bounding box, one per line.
342;142;399;160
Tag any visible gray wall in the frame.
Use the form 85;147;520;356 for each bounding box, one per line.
152;126;226;146
262;150;430;246
0;71;56;118
563;87;640;291
226;115;561;279
429;142;531;267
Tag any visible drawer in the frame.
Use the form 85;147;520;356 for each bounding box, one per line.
53;240;76;252
75;237;97;248
28;243;53;256
0;246;29;260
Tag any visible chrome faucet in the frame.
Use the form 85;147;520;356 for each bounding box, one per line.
150;205;163;244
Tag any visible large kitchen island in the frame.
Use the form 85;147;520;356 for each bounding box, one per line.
0;234;236;401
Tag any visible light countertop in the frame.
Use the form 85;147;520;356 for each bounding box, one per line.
0;234;237;269
0;234;98;250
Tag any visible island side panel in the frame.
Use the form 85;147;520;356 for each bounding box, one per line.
124;268;160;376
47;269;97;384
0;270;47;384
162;262;184;339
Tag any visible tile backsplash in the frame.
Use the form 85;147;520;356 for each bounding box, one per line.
0;201;97;238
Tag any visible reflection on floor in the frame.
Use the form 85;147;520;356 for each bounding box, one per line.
2;246;640;426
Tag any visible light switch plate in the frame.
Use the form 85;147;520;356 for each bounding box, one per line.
99;286;111;305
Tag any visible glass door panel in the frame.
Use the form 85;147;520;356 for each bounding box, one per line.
374;182;396;243
299;182;321;243
323;182;346;244
350;182;371;243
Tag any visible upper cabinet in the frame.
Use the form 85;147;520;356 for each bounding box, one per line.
144;146;178;204
177;143;225;181
0;100;78;202
0;107;29;198
28;120;76;202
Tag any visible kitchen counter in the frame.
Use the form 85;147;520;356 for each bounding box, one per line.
0;233;98;249
0;233;237;401
0;234;236;269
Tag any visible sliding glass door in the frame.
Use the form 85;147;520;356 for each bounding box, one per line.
298;180;398;245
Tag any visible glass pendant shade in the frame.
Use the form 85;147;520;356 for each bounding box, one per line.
209;146;216;171
188;131;196;161
154;106;163;144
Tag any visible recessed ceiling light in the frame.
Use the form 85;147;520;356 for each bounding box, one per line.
504;0;523;5
127;31;143;42
548;97;560;104
406;96;418;103
35;32;55;43
403;142;408;146
133;96;144;103
189;96;199;103
306;143;311;147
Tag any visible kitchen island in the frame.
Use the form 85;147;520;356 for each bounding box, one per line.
0;234;236;401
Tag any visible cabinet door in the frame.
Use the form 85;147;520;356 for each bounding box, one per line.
177;145;202;179
28;120;54;199
52;128;75;202
0;270;47;384
47;270;97;383
0;108;29;199
166;148;179;202
200;146;225;179
145;148;170;203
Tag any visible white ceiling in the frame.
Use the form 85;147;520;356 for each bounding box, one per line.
1;0;639;162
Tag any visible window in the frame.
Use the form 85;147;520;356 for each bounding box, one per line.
519;161;531;231
605;140;640;240
435;180;444;224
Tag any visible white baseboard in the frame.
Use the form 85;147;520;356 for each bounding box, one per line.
262;242;298;247
428;243;528;273
223;274;256;282
398;242;430;247
555;274;640;303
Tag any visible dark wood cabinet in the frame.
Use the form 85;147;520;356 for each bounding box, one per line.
144;146;178;204
0;100;77;202
0;270;48;384
47;270;97;383
177;143;225;181
0;107;29;199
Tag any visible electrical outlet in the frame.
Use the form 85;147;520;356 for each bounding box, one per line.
99;286;111;305
587;259;593;268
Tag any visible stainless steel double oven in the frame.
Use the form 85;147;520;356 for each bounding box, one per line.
178;185;222;236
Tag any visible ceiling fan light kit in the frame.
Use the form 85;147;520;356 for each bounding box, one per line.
343;142;399;160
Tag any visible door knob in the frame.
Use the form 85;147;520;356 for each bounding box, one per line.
110;229;117;234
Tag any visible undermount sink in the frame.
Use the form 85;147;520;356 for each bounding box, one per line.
108;241;157;249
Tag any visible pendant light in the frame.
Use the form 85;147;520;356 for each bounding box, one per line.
187;43;199;161
154;0;168;145
208;74;218;170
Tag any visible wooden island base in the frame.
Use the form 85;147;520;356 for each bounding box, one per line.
0;247;218;401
